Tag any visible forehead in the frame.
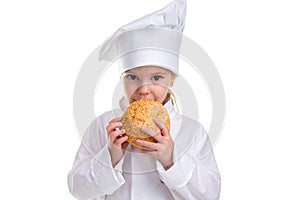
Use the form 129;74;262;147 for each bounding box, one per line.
126;66;170;75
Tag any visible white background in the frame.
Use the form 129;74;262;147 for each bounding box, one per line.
1;0;299;199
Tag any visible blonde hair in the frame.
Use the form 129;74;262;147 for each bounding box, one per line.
163;89;179;112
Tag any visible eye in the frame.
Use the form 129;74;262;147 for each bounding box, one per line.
126;74;138;80
152;75;163;81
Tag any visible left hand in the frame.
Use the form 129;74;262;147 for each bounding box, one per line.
136;118;174;170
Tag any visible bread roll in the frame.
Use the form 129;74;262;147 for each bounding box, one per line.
121;99;170;148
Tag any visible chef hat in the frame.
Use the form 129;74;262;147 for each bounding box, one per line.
99;0;186;75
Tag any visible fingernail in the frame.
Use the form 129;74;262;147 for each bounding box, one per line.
121;129;126;133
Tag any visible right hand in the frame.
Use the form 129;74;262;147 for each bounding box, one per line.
106;117;128;167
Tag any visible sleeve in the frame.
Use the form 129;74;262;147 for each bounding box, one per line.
68;116;125;200
157;124;221;200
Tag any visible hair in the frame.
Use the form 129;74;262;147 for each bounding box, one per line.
168;71;179;111
162;89;179;112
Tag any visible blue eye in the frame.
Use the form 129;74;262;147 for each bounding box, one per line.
127;74;138;80
152;75;163;81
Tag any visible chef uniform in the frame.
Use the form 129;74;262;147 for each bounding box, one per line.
68;0;221;199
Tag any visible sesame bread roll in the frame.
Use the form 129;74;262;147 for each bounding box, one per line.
121;99;170;148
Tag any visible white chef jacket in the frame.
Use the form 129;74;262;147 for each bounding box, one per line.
68;100;221;200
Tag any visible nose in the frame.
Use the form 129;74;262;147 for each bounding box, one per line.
138;83;151;96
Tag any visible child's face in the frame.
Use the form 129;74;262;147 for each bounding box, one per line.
122;66;175;104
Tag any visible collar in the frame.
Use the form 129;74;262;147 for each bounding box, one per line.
164;99;176;116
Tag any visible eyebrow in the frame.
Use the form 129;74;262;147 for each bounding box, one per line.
150;72;168;76
124;71;168;76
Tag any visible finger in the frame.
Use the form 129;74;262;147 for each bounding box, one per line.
153;118;169;136
141;126;162;142
107;117;122;132
136;139;160;150
109;129;126;143
106;121;123;134
115;135;128;146
140;149;156;154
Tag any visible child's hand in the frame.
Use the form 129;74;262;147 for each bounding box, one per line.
106;117;128;167
136;118;174;170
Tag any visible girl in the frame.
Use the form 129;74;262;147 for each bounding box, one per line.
68;0;221;199
68;64;221;200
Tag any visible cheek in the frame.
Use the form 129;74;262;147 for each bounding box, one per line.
123;81;138;97
155;85;169;98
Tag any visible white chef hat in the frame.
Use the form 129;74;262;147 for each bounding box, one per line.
99;0;186;76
